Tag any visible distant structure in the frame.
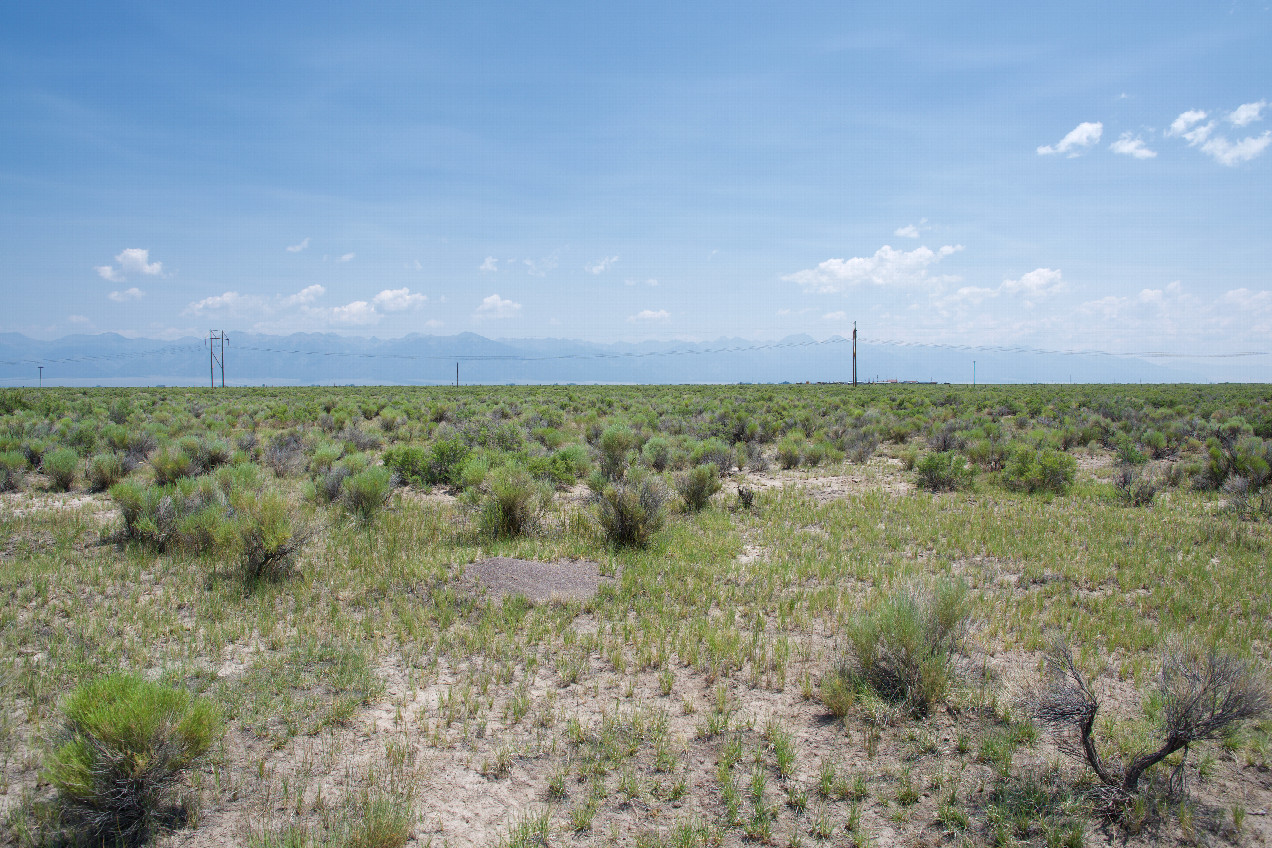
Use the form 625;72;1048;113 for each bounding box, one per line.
209;330;227;387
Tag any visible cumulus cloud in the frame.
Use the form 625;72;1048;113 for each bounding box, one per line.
1200;132;1272;166
329;301;377;325
1110;133;1157;159
479;256;498;272
524;252;559;277
1229;100;1267;127
108;287;144;302
95;248;165;281
286;237;310;253
282;284;325;306
587;255;619;274
338;252;355;262
624;278;659;287
823;311;848;321
1167;105;1269;165
940;268;1065;310
629;309;670;321
372;287;426;311
894;225;920;239
185;291;260;315
783;244;963;294
1037;122;1103;156
476;293;521;318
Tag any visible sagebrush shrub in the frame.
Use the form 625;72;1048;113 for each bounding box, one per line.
424;437;469;486
0;449;28;491
478;466;550;538
235;489;310;580
342;466;393;523
775;432;805;470
591;469;668;547
915;451;972;492
382;444;430;486
87;452;127;492
43;447;79;492
1114;464;1159;507
598;425;638;479
1003;448;1075;495
151;445;194;485
675;463;721;512
831;578;972;716
44;674;222;845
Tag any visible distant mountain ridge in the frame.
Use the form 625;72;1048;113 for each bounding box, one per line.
0;330;1246;386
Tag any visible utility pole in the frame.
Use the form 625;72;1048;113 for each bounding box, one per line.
209;330;227;388
37;365;43;388
456;362;459;388
973;360;976;387
852;322;858;387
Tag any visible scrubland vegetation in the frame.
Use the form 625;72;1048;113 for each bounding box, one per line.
0;382;1270;847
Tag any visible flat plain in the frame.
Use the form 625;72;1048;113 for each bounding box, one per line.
1;383;1270;848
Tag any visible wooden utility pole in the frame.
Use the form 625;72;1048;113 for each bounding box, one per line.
37;365;43;388
456;362;459;388
851;323;858;386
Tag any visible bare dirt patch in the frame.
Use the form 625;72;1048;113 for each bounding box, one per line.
463;557;611;603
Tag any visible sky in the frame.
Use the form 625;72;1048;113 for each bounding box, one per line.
2;2;1271;371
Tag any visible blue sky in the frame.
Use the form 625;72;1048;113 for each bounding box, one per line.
2;2;1270;366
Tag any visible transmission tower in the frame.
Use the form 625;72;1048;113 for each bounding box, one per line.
209;330;227;388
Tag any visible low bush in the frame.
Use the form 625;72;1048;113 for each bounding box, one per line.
830;578;971;716
1114;464;1159;507
915;451;972;492
151;445;194;485
235;489;310;581
598;425;639;479
675;463;721;512
591;469;668;547
43;674;222;845
87;452;127;492
775;432;805;470
382;444;430;487
424;437;470;486
641;436;673;471
1003;448;1076;495
0;449;28;491
44;447;79;491
342;466;393;523
477;466;551;538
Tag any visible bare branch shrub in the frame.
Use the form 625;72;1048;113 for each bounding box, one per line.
1030;638;1269;799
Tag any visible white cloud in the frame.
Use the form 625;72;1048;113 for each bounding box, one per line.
624;278;659;287
282;284;325;306
940;268;1065;310
783;244;963;294
1229;100;1267;127
524;253;559;277
372;287;426;312
68;314;91;325
286;237;310;253
116;248;164;276
823;311;848;321
1200;132;1272;166
95;248;165;281
479;256;498;272
587;255;619;274
1002;268;1065;298
186;291;260;315
894;225;920;239
1110;133;1157;159
329;300;377;325
630;309;670;321
1168;109;1209;137
476;293;521;318
1037;121;1103;156
108;287;144;302
338;252;355;262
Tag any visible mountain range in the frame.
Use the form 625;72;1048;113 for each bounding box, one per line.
0;331;1256;387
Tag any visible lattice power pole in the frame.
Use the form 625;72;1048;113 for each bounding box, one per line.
209;330;227;388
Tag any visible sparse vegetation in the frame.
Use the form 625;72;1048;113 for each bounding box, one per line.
0;382;1270;847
